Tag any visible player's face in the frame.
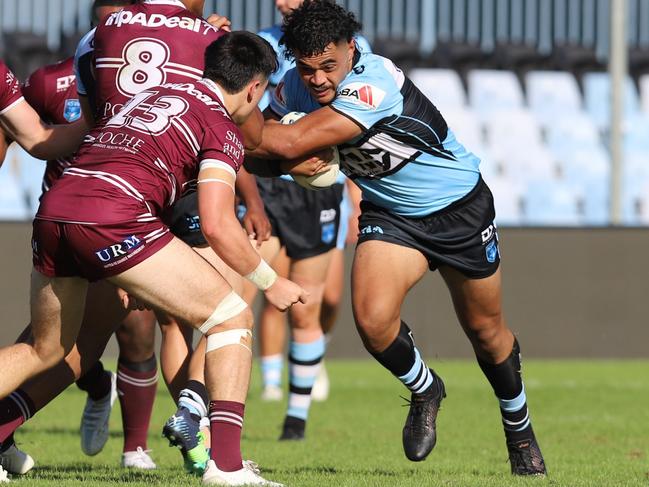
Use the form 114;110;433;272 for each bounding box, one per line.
295;40;355;105
275;0;303;16
235;77;269;124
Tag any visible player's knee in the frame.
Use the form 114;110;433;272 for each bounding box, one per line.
32;340;67;369
353;300;399;337
289;304;319;331
198;291;251;335
467;313;506;350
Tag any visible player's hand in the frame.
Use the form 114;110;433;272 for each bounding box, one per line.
242;204;272;248
263;277;308;311
206;13;232;31
282;148;334;177
117;288;150;311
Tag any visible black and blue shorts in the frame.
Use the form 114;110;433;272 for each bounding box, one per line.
356;177;500;279
256;177;344;260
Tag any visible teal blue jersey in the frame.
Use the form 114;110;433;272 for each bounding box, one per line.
269;50;481;217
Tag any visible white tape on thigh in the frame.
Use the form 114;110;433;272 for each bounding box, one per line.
206;328;252;353
199;291;247;334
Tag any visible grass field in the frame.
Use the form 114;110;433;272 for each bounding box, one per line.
7;360;649;486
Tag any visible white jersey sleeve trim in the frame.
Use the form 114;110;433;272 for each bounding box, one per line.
0;96;25;116
199;159;237;177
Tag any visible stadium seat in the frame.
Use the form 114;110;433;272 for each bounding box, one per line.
482;174;524;225
582;72;640;129
522;179;581;226
482;110;548;176
409;68;467;113
545;112;602;156
14;147;46;216
467;70;525;114
0;160;30;221
621;151;649;225
622;113;649;153
526;71;583;124
443;108;484;150
639;74;649;115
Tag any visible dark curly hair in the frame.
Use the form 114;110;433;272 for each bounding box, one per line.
280;0;362;59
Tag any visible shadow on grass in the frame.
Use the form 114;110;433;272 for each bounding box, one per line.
264;465;409;477
26;464;159;482
21;426;122;438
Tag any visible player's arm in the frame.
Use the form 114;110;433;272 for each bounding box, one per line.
0;101;88;160
250;105;362;160
197;163;307;310
0;126;10;167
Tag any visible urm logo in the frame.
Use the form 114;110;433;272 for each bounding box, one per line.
95;235;142;263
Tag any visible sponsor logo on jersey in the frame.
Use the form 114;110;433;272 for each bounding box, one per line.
321;222;336;244
5;70;19;95
337;82;386;109
63;99;81;122
106;10;216;35
56;75;75;92
95;235;143;264
185;215;201;232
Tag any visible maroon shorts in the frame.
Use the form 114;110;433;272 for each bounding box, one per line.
32;218;174;281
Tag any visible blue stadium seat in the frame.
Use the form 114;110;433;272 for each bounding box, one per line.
639;74;649;115
545;113;601;156
14;147;46;217
621;151;649;225
582;72;640;129
0;156;30;221
526;71;583;124
443;108;484;150
622;114;649;153
482;174;524;226
522;179;581;226
467;70;525;115
409;68;467;112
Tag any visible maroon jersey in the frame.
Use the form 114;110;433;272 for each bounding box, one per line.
37;79;244;225
23;57;81;192
92;0;225;125
0;60;23;115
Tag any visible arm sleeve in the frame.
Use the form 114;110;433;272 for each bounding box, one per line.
0;62;24;116
199;122;244;174
331;73;401;130
22;68;47;117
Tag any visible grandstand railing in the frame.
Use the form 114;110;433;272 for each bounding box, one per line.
1;0;649;58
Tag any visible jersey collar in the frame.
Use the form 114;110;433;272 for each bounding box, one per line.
200;78;225;104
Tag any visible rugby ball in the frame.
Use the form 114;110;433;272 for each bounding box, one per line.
279;111;340;190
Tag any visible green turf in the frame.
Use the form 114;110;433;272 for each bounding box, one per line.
8;360;649;486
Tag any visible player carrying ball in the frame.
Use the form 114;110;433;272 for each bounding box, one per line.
247;0;546;476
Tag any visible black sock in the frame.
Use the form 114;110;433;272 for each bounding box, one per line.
370;321;436;395
477;339;532;442
0;433;13;453
178;380;209;423
76;361;112;400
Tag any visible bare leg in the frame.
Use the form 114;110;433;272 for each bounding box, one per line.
0;271;87;398
320;247;345;335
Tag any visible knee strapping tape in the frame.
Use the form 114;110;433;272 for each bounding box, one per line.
206;328;252;353
198;291;247;334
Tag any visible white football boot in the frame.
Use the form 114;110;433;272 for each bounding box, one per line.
202;459;283;486
121;447;157;469
0;465;9;483
80;371;117;455
0;443;34;475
